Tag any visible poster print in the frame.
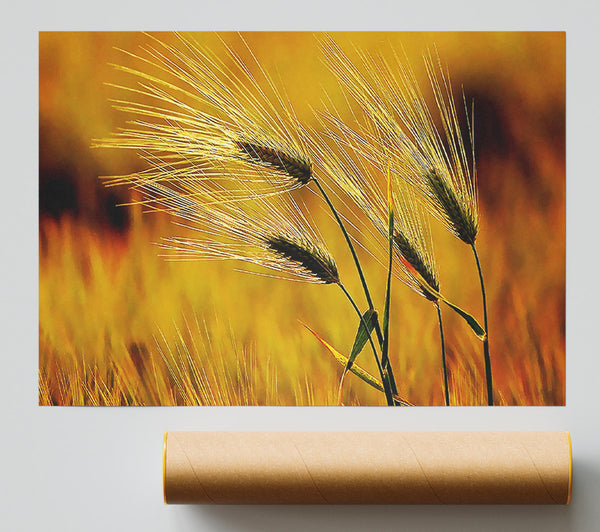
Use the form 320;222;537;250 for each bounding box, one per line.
39;32;565;406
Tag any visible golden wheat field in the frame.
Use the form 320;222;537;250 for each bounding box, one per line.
39;31;565;406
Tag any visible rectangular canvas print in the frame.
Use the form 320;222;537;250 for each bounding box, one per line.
39;32;565;406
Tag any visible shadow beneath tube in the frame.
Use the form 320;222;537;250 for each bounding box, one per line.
173;457;598;532
184;504;572;532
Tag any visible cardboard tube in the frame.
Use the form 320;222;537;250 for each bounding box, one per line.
163;431;572;505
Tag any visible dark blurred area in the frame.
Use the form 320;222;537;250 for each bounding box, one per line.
39;119;131;232
467;86;564;213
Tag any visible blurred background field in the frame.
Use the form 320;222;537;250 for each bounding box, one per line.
39;32;565;406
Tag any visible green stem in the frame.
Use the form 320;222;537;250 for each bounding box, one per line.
381;210;393;378
435;301;450;406
471;243;493;406
380;206;398;405
339;283;394;406
313;179;377;314
312;176;399;399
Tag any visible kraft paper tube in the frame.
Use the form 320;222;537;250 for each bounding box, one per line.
163;431;572;505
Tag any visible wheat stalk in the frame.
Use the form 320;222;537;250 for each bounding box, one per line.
385;48;492;404
319;37;493;404
99;48;396;401
95;33;397;401
314;126;452;404
393;190;451;406
96;33;494;406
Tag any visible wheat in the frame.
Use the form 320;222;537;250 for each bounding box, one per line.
393;233;438;300
124;158;335;285
96;33;402;404
320;36;479;245
424;169;478;244
159;190;337;285
392;184;440;301
95;32;312;201
313;105;441;301
266;235;339;285
319;37;494;405
235;140;313;185
321;36;492;404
